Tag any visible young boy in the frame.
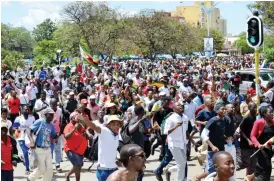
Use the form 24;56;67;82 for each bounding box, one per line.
204;151;235;181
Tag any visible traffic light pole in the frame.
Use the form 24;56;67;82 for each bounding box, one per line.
254;47;260;106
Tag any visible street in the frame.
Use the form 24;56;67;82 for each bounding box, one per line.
13;145;274;181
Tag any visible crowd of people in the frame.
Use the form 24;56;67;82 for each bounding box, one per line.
1;55;274;181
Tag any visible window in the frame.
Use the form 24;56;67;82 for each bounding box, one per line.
261;73;271;81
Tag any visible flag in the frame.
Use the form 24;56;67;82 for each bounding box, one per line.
79;45;98;69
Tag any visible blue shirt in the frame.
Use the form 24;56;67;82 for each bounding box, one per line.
196;109;217;134
39;70;47;80
31;119;56;148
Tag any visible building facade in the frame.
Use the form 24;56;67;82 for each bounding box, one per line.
171;1;227;36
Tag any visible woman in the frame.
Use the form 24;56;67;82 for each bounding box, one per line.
250;105;274;181
169;87;177;100
103;103;120;125
64;112;88;181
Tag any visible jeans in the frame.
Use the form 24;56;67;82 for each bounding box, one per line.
96;169;117;181
19;140;30;171
207;151;216;174
1;170;13;181
28;147;53;181
169;147;187;181
50;136;62;166
154;143;173;174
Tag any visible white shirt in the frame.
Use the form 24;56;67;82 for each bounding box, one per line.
159;86;170;97
34;99;50;118
97;126;119;168
184;101;198;126
179;85;192;98
61;78;68;89
19;93;29;105
54;69;61;82
26;85;38;100
164;113;189;149
264;88;274;102
144;97;154;111
14;115;35;140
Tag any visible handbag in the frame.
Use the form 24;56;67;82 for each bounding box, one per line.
25;122;43;148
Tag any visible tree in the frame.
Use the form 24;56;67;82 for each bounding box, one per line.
33;39;57;66
1;48;25;70
264;48;274;61
248;2;274;31
1;23;35;58
233;32;254;54
53;22;81;57
33;19;57;42
211;29;224;50
62;2;126;60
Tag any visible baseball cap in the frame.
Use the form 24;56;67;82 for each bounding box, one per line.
69;92;75;96
43;108;55;115
106;115;122;125
1;122;8;129
105;102;116;108
89;95;96;100
80;99;88;104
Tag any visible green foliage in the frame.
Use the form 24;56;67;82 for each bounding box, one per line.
1;23;35;58
211;29;224;50
33;39;57;66
1;48;25;70
248;2;274;31
233;32;254;54
264;48;274;61
33;19;57;42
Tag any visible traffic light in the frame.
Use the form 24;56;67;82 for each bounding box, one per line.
246;16;263;48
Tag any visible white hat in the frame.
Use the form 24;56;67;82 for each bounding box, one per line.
89;95;96;99
159;92;166;96
106;115;122;124
43;108;55;115
69;92;75;96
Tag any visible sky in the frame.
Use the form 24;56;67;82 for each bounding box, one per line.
1;1;255;36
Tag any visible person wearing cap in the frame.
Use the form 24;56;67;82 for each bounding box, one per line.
1;108;13;136
88;95;100;121
158;80;170;97
78;114;123;181
1;122;19;181
27;107;59;181
103;102;120;125
178;78;192;99
201;103;227;175
63;111;88;181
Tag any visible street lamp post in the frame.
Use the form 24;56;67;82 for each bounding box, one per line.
200;2;220;37
56;49;62;66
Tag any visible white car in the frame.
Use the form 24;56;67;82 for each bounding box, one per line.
228;68;274;94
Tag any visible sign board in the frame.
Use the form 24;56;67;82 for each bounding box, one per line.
204;38;214;52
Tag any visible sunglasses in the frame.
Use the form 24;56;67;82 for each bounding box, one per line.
133;152;146;159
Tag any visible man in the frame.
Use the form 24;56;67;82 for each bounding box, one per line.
13;106;35;174
151;97;173;160
1;122;19;181
1;108;13;135
26;81;38;110
34;91;49;119
128;106;149;181
264;81;274;108
158;80;170;97
7;90;20;123
148;93;160;112
178;79;192;98
39;67;47;81
144;90;154;112
204;151;235;181
107;144;146;181
27;108;58;181
80;99;91;120
201;103;227;174
238;102;257;180
88;95;99;121
163;102;189;181
64;92;78;114
53;67;61;82
50;98;62;172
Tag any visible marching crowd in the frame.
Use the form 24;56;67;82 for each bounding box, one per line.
1;55;274;181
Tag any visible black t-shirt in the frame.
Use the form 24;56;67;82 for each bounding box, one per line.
224;114;236;138
153;108;173;126
129;119;145;148
240;114;256;149
205;116;225;151
76;82;84;93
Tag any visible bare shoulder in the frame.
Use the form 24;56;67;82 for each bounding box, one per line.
106;170;120;181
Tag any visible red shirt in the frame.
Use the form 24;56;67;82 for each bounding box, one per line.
248;88;256;97
1;137;13;170
64;122;87;155
7;97;20;114
251;118;274;148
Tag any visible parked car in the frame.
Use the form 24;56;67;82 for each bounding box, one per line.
227;68;274;94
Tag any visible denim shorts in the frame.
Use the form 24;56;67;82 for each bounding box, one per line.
66;150;84;166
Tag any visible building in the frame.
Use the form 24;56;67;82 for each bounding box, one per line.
157;11;185;24
171;1;227;36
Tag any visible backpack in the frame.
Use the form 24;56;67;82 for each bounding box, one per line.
120;122;132;145
160;112;174;135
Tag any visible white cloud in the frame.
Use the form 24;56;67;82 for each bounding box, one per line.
117;8;138;17
14;2;62;30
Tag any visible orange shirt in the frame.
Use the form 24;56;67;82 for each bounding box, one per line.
1;137;13;170
63;122;87;155
7;97;20;114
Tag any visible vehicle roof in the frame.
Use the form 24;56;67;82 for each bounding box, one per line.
228;68;274;74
